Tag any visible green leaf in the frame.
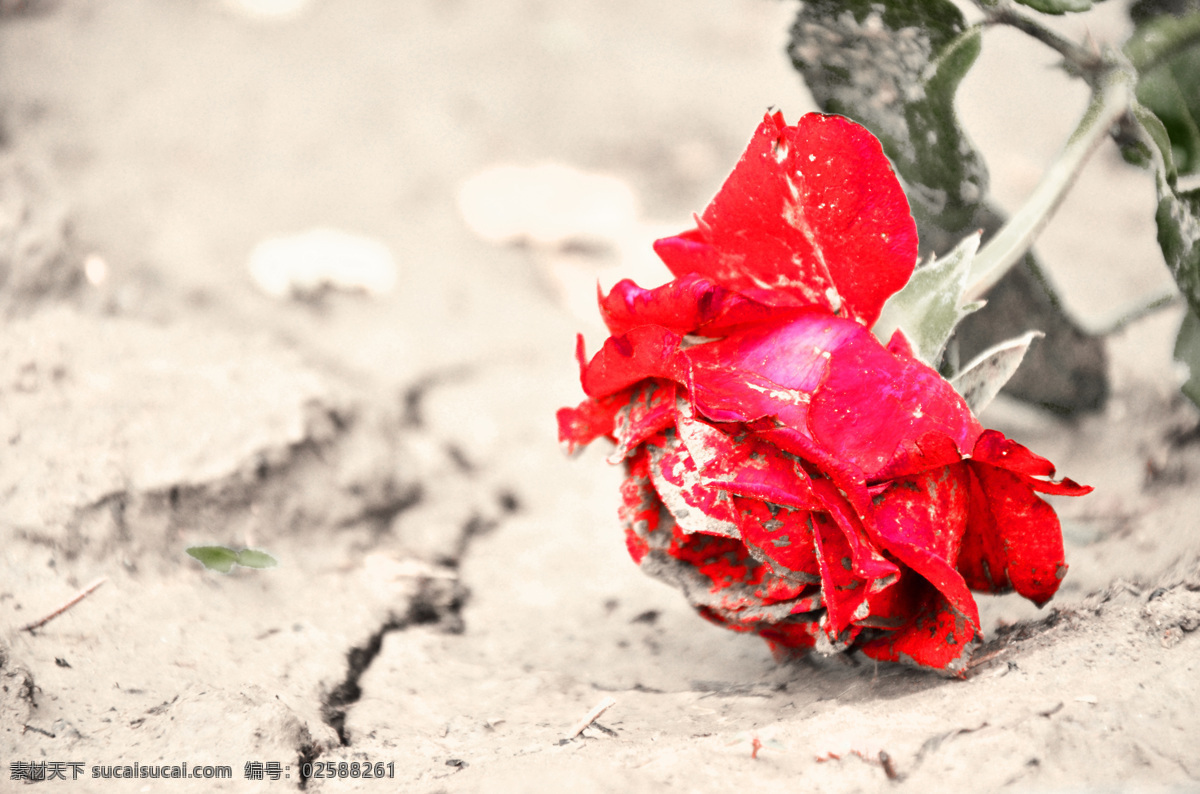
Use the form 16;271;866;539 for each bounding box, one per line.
1156;180;1200;309
874;232;984;365
1118;94;1200;407
186;545;278;573
234;548;279;569
1126;98;1200;313
187;546;239;573
950;331;1043;414
1175;306;1200;406
1013;0;1102;14
787;1;988;233
1128;12;1200;175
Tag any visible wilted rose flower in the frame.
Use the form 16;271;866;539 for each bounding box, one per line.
558;112;1091;673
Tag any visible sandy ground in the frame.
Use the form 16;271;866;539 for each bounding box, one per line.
1;0;1199;791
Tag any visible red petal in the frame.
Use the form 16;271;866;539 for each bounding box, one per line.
618;447;662;565
599;274;787;337
660;512;819;623
858;573;978;673
674;414;823;511
627;439;825;625
959;462;1068;606
649;431;741;538
810;477;897;585
733;497;821;583
971;430;1093;496
608;380;677;462
869;465;980;631
871;430;966;483
652;112;917;326
580;324;689;399
811;511;873;637
557;391;628;452
759;619;821;657
809;327;981;479
886;328;915;358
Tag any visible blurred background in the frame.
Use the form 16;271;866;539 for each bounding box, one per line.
2;2;1197;787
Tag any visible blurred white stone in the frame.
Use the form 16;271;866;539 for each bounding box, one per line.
83;253;108;286
222;0;312;21
248;228;397;299
457;163;638;248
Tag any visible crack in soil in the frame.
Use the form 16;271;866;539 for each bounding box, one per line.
305;483;521;786
317;578;467;746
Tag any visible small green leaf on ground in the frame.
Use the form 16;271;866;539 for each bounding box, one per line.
187;545;278;573
234;548;279;569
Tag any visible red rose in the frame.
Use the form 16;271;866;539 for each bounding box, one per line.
558;112;1090;673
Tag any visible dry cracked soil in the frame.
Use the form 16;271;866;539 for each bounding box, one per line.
1;1;1199;792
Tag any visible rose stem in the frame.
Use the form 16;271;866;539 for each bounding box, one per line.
966;62;1134;303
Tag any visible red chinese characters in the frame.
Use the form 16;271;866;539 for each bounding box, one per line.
558;112;1090;673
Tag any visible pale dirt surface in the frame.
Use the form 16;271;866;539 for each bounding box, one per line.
1;1;1199;792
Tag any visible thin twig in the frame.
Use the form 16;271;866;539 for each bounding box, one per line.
1081;287;1183;336
966;646;1008;670
566;696;616;739
967;62;1135;302
21;577;108;632
983;2;1103;84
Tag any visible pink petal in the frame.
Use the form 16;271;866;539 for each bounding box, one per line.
652;111;917;326
868;465;980;631
809;327;981;479
959;462;1068;607
685;311;860;428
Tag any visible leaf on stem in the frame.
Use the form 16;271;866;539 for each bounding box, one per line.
1120;93;1200;406
1127;11;1200;174
1175;306;1200;405
786;0;987;233
950;331;1043;414
1013;0;1102;14
874;232;984;366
